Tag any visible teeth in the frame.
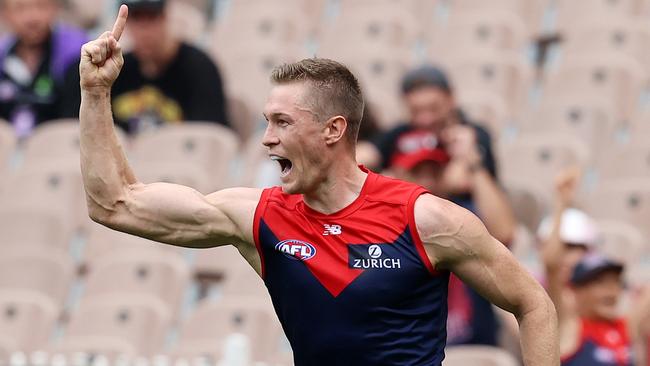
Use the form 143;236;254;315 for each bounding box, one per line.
270;156;283;161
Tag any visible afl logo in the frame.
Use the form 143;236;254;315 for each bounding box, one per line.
275;239;317;261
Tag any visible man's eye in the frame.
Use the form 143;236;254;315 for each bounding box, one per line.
278;120;289;126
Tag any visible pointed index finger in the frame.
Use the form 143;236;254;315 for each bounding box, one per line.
111;4;129;41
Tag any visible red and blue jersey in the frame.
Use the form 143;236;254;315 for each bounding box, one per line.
562;318;634;366
253;167;449;365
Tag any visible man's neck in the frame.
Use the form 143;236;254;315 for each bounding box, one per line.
15;41;45;75
140;38;180;78
302;155;368;215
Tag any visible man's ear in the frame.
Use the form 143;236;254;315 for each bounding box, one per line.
323;115;347;145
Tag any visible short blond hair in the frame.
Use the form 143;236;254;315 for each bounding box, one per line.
271;58;364;143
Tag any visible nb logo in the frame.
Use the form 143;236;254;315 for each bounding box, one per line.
323;224;342;236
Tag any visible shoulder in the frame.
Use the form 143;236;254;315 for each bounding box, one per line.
414;194;481;239
206;187;264;206
414;193;488;265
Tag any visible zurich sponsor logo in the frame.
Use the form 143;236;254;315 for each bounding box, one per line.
348;244;401;270
275;239;317;261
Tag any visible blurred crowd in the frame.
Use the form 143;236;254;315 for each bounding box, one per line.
0;0;649;365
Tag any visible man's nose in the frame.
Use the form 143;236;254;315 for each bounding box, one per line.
262;125;279;147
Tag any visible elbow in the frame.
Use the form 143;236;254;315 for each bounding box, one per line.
87;202;115;227
85;191;121;227
517;287;558;326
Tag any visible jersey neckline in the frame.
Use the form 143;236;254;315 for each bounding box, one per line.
296;165;377;220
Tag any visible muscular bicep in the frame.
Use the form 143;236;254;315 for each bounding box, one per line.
415;194;547;317
92;182;260;249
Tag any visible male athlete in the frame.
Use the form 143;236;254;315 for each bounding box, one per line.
79;6;558;365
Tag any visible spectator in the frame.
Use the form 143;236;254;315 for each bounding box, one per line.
357;64;515;244
61;0;228;134
0;0;87;138
389;143;500;347
541;168;640;365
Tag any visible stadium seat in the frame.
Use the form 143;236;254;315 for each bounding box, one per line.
238;131;281;188
59;294;171;357
23;119;127;165
194;245;249;280
130;123;239;190
0;289;59;354
436;50;532;119
221;265;267;298
594;219;647;266
214;0;314;46
561;18;650;71
524;94;620;150
211;42;305;126
581;179;650;239
334;52;411;129
444;345;519;365
544;54;646;120
83;249;190;316
0;120;15;171
596;141;650;180
498;133;590;199
0;247;74;306
455;90;510;135
631;108;650;136
227;96;258;142
555;0;650;33
132;160;214;194
338;0;437;27
83;223;182;268
0;208;69;251
0;160;85;238
320;3;421;51
446;0;546;36
503;181;549;233
430;11;528;53
175;296;283;362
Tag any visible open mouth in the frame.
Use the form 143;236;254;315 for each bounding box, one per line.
270;155;293;177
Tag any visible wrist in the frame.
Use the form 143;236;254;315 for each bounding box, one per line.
81;87;111;99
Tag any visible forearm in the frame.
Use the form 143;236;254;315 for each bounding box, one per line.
517;294;560;366
470;168;516;244
80;89;137;216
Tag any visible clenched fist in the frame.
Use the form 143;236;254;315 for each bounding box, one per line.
79;5;128;91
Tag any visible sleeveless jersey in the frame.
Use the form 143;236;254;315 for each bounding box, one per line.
253;167;450;365
562;318;634;366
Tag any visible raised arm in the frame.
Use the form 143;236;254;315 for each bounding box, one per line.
415;194;559;366
540;168;581;323
79;6;259;250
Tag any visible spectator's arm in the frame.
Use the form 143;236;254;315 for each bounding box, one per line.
540;168;580;323
185;51;228;126
468;166;516;244
443;125;515;244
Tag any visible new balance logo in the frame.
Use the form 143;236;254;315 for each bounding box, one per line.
323;224;342;236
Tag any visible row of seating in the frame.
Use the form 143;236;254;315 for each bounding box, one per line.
1;119;648;234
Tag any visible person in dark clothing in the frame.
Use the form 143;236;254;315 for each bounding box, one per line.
0;0;87;138
359;64;517;347
61;0;228;134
